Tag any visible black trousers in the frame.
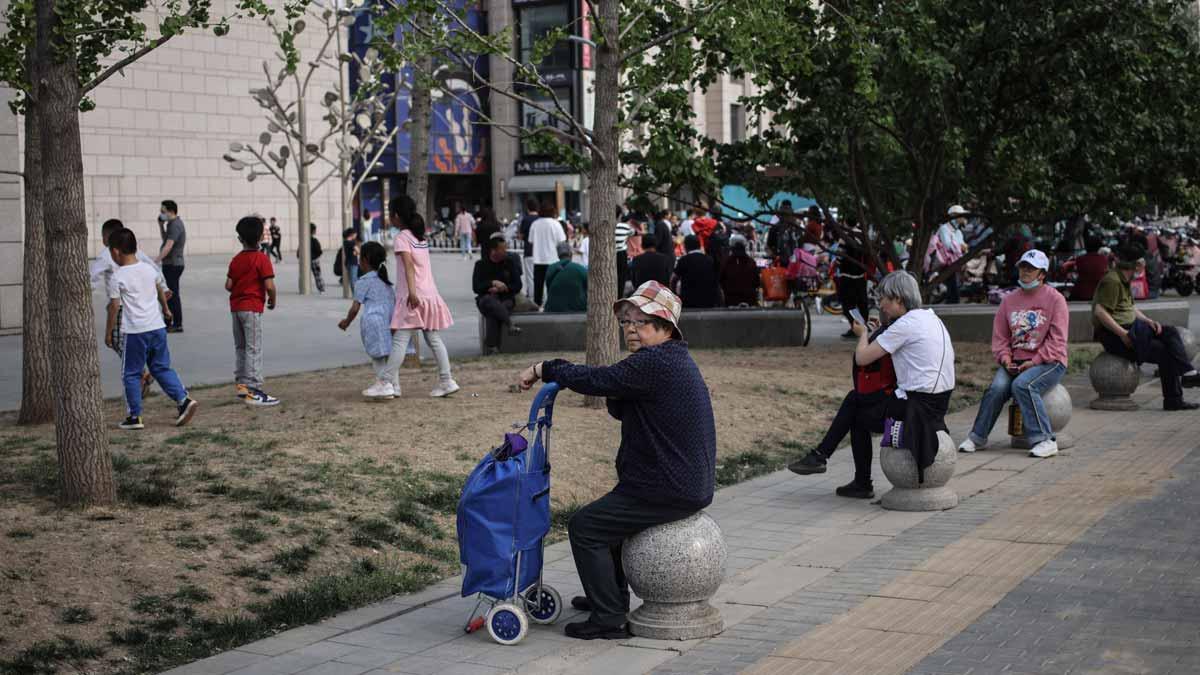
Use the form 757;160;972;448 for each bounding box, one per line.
616;251;629;298
476;295;514;349
533;264;549;307
816;390;907;487
268;240;282;261
837;276;869;326
1098;320;1190;404
568;490;696;627
944;274;961;304
162;264;184;329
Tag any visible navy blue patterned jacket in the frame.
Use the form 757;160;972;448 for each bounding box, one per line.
541;340;716;511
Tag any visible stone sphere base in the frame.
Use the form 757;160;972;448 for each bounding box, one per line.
881;484;959;511
628;599;723;640
1089;353;1140;411
622;511;726;641
1089;396;1139;411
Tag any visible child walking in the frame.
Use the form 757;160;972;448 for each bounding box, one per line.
388;195;460;397
104;227;198;430
338;242;398;399
227;216;281;406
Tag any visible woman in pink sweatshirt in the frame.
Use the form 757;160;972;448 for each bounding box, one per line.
958;249;1069;459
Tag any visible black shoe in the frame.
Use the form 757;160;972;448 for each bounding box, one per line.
176;398;199;426
841;329;857;339
1164;400;1200;411
564;620;629;640
788;452;827;475
571;596;593;612
118;415;144;430
835;481;874;499
1182;373;1200;388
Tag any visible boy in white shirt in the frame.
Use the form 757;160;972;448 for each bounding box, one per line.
104;227;198;430
91;219;169;396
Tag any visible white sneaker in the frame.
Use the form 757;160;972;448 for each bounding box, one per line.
430;380;461;398
1029;439;1059;458
363;381;395;400
958;438;983;453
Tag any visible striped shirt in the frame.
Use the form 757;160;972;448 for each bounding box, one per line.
615;222;635;253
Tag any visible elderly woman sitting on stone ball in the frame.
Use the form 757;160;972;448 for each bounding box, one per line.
957;249;1069;459
789;271;956;499
517;280;716;641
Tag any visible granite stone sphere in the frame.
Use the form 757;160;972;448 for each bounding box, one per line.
880;430;958;511
1179;327;1199;364
1043;383;1072;432
623;512;726;603
1089;352;1140;410
623;511;726;640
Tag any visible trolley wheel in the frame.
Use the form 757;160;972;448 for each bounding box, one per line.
525;584;563;625
485;603;528;645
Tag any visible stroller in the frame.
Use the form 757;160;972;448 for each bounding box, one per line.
457;383;564;645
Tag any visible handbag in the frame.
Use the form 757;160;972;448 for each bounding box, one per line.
881;417;905;448
761;265;789;302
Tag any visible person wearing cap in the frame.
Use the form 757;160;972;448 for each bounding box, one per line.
543;240;588;313
938;205;970;304
1093;244;1200;410
957;250;1069;458
517;281;716;640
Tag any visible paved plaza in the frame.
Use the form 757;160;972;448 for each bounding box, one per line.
161;374;1200;675
0;252;857;412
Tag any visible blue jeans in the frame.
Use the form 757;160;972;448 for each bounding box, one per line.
969;362;1066;446
347;263;358;293
459;233;472;255
123;328;188;416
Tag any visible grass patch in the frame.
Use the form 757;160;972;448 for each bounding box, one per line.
58;606;97;625
231;565;272;581
228;479;332;514
1069;345;1102;374
271;544;318;574
0;636;104;674
172;584;214;604
2;453;59;497
173;535;208;551
551;501;584;532
715;450;784;487
118;471;179;507
164;430;238;448
110;453;135;473
229;524;267;545
0;435;38;454
6;528;35;540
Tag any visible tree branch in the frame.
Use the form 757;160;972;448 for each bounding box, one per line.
80;32;174;96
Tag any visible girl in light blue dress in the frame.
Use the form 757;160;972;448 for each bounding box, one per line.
337;242;398;399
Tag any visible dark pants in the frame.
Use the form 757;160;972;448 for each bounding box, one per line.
944;274;961;304
533;264;549;307
476;295;514;349
837;276;869;326
1098;320;1191;404
269;240;282;261
568;491;696;627
816;390;907;487
162;264;184;329
616;250;629;298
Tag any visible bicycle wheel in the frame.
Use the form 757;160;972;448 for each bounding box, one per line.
801;296;812;347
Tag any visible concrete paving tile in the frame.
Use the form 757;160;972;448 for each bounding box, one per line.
296;662;376;675
569;645;678;674
719;563;834;606
845;509;936;536
779;533;890;568
335;647;420;668
161;650;269;675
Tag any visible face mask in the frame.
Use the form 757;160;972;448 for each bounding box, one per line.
1018;278;1041;290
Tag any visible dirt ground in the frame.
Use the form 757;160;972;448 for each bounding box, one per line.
0;343;1003;673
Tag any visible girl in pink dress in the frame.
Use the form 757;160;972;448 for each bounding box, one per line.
387;195;459;397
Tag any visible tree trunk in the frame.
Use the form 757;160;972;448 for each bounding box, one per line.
35;0;115;505
296;81;312;295
584;0;622;380
406;56;433;222
18;54;53;426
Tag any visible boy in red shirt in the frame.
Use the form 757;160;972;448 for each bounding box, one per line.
226;216;280;406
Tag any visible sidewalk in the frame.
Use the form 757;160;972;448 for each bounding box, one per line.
163;374;1200;675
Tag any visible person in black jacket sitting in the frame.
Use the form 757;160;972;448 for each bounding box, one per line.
518;281;717;640
629;237;673;288
474;235;523;354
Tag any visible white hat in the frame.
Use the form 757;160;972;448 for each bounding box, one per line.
1018;249;1050;271
947;205;967;216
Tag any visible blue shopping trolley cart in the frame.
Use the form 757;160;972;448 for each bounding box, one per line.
457;383;563;645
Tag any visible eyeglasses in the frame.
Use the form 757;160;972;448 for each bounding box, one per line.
618;319;652;329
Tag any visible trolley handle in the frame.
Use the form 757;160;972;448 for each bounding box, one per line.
528;383;560;429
